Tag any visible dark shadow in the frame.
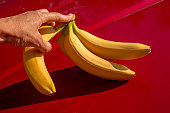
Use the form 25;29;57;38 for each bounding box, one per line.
0;66;128;110
38;26;56;35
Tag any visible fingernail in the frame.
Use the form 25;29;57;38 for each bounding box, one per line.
68;14;75;21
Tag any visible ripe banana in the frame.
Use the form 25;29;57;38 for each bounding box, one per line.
23;24;66;95
62;22;135;81
72;21;151;60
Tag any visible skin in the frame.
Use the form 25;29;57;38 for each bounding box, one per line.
0;9;73;52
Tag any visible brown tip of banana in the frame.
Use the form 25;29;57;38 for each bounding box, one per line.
47;92;55;96
51;92;55;96
149;47;151;53
133;73;136;78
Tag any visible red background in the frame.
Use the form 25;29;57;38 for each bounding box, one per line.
0;0;170;113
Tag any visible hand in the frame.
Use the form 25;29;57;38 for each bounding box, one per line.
0;9;73;52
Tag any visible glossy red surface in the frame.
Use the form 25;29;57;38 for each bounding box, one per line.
0;0;170;112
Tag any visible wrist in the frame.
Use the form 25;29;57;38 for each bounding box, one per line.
0;17;12;34
0;18;4;34
0;17;11;44
0;18;4;43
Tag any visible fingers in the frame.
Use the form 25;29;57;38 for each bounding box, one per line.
40;12;73;23
4;32;52;52
36;9;49;12
47;21;56;27
36;9;56;26
36;9;73;26
32;32;52;52
37;38;52;52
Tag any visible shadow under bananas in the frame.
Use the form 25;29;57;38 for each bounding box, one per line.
0;66;128;110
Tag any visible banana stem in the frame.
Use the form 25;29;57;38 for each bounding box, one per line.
48;23;67;41
72;14;76;21
72;21;79;31
53;14;75;40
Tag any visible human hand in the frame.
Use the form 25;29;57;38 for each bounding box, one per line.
0;9;73;52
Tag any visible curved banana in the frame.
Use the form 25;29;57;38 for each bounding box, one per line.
23;47;56;95
72;21;151;60
63;22;135;81
23;24;66;95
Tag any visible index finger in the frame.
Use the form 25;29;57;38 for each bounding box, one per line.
40;12;73;23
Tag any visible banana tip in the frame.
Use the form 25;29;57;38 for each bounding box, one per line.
133;73;136;77
49;92;55;96
149;47;151;53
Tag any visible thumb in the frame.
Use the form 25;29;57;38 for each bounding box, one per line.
34;32;52;52
39;39;52;52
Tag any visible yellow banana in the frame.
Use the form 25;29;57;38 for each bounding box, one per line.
23;47;56;95
62;22;135;81
72;21;151;60
23;24;66;95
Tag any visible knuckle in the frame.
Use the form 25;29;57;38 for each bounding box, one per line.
55;12;60;20
34;36;43;47
34;36;41;43
55;12;59;15
36;11;45;23
35;11;42;18
24;11;35;15
23;10;43;24
32;39;40;47
40;9;48;12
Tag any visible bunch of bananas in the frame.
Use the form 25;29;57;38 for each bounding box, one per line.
23;15;151;95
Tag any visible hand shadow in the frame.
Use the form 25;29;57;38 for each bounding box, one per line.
0;66;128;110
